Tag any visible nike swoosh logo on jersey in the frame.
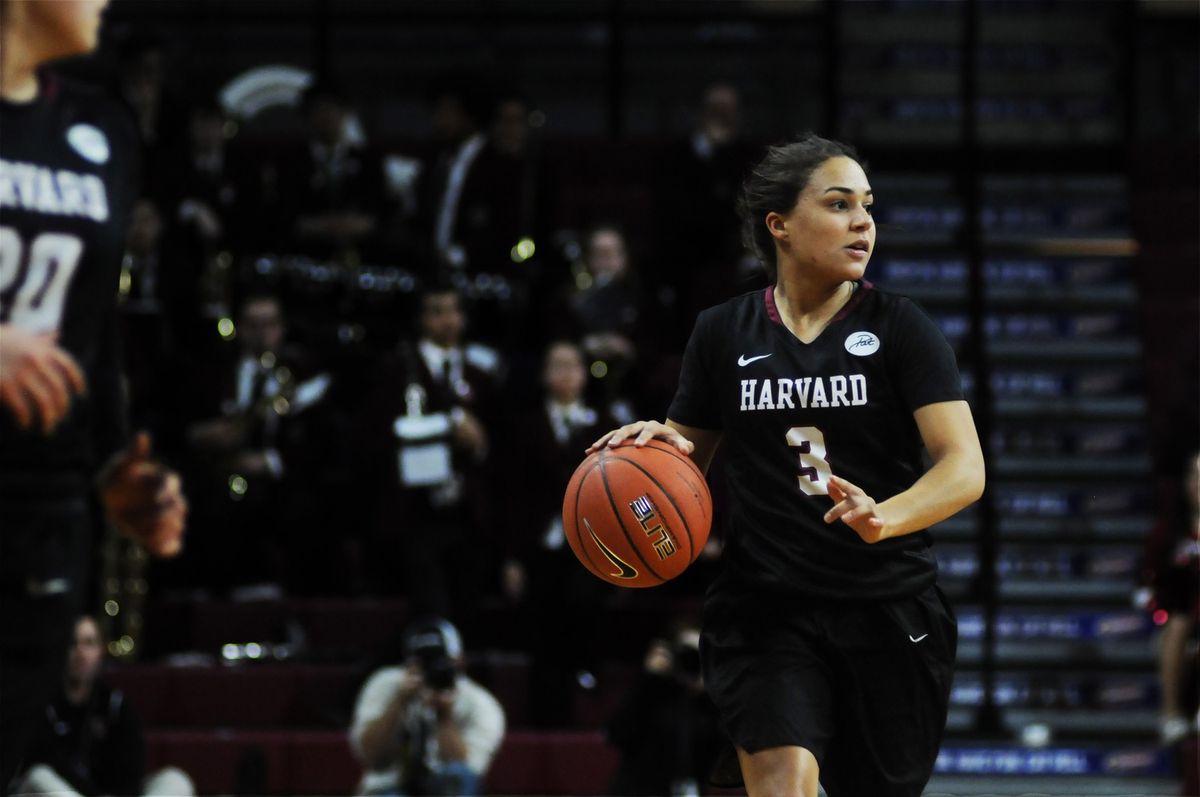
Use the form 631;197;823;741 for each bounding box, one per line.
737;353;772;366
909;634;929;643
584;518;638;579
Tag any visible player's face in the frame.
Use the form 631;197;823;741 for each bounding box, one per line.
771;156;874;284
23;0;110;61
543;343;586;402
420;292;465;347
67;617;104;685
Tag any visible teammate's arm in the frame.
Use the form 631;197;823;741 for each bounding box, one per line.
585;420;723;475
825;399;984;543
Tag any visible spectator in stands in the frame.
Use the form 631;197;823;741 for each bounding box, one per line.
501;341;614;725
607;624;723;796
112;33;184;180
1143;450;1200;749
117;198;173;438
355;281;502;629
549;224;661;420
655;82;761;340
153;100;257;341
15;616;194;797
350;618;505;796
172;293;333;597
448;86;559;350
281;80;385;260
419;74;490;271
453;86;555;275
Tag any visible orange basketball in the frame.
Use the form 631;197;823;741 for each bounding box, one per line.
562;439;712;588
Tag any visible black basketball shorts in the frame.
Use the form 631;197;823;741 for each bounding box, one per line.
700;577;957;797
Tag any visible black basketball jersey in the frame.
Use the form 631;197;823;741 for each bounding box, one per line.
668;281;964;600
0;75;138;494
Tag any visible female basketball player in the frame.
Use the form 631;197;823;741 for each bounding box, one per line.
589;134;985;797
1;1;187;787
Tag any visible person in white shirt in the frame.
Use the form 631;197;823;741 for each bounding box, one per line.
350;619;505;796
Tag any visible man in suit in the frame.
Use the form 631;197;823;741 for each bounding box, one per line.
357;282;502;634
171;293;332;596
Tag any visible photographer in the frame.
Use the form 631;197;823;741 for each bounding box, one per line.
349;619;505;796
607;625;723;797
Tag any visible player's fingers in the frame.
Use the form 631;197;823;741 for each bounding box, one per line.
840;505;872;525
823;499;852;523
586;431;615;453
605;422;643;448
673;435;695;456
827;474;861;495
0;382;34;428
24;354;76;426
146;521;185;558
46;346;87;395
867;517;885;529
155;472;183;505
20;368;65;433
633;423;663;446
827;480;846;502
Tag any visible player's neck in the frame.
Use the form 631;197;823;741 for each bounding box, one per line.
772;278;855;342
0;30;43;102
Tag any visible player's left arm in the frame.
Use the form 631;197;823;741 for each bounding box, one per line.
825;399;984;544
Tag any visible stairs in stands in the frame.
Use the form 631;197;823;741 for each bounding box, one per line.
850;0;1184;791
871;168;1168;795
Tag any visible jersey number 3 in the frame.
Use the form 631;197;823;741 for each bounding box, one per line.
0;227;84;329
786;426;832;496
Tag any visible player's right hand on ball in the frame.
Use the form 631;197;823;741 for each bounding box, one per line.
587;420;695;457
0;326;87;433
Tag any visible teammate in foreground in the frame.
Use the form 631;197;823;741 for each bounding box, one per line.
1;1;187;788
589;134;985;796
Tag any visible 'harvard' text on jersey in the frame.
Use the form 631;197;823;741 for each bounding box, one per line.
740;374;868;411
0;159;110;222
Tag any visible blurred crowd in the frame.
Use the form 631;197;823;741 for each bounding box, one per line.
91;37;754;620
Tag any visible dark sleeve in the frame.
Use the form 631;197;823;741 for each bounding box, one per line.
666;309;723;429
888;297;964;412
98;692;145;796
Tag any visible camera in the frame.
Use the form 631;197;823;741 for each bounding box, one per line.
415;647;457;691
405;619;462;692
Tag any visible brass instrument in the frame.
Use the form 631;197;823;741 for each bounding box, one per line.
222;350;297;500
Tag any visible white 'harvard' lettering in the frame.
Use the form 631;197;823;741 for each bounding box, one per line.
0;159;108;222
740;374;867;411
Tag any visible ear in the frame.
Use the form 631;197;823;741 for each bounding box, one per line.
765;211;788;243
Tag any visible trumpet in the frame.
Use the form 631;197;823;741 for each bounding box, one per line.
218;350;297;501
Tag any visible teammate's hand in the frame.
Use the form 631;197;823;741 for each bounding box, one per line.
0;325;86;433
586;420;694;457
824;474;888;544
99;432;188;557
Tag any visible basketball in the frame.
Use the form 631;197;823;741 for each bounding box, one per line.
562;439;712;588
